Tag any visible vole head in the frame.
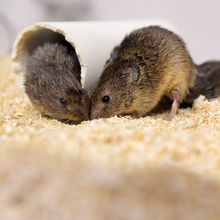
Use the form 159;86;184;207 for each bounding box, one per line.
25;43;89;124
90;60;151;120
25;73;89;124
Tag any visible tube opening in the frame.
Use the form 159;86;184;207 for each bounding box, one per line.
12;27;81;82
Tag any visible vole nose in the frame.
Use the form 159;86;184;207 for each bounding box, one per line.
90;102;105;120
76;107;89;121
90;108;101;120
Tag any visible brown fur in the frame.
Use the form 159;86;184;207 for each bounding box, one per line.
90;26;197;119
25;42;89;123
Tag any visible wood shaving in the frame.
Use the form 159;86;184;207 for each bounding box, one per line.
1;55;220;220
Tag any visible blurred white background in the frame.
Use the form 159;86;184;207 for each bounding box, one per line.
0;0;219;63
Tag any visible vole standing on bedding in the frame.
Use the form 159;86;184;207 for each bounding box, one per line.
25;41;89;123
183;61;220;106
90;26;197;119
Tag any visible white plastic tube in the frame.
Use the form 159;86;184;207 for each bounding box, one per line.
11;20;175;90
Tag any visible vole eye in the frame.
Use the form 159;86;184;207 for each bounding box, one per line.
59;98;68;107
102;95;110;103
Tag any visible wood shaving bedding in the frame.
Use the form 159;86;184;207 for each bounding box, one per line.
1;55;220;220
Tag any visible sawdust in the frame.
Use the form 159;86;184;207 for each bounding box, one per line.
1;55;220;219
1;55;220;172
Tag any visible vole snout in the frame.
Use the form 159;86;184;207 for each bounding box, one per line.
90;103;105;120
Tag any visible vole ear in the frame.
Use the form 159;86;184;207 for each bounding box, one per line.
121;67;140;83
104;46;120;68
